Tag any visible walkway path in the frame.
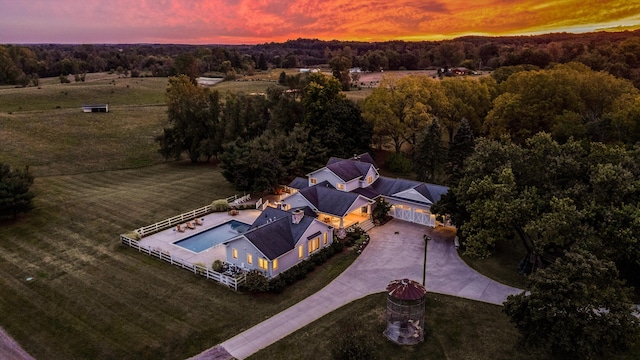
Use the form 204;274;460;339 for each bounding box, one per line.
190;220;522;360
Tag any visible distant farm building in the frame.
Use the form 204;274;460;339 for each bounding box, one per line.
82;104;109;113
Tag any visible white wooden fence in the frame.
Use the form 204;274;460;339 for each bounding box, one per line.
226;193;250;205
135;193;250;237
136;205;212;237
255;197;270;210
120;235;246;290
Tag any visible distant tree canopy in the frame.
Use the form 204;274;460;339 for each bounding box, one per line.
363;75;491;154
0;163;35;220
485;62;640;143
2;30;640;87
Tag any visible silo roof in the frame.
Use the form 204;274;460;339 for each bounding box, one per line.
386;279;426;300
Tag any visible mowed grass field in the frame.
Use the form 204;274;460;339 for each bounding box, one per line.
0;74;365;359
0;75;168;176
0;162;361;359
252;293;537;360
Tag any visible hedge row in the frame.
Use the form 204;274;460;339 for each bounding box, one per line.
242;240;345;293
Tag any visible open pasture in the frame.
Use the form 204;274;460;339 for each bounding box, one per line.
0;75;169;176
0;161;358;359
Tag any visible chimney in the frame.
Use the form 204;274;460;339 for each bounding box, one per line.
292;209;304;224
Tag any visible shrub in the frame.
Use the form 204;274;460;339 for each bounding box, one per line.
242;270;270;292
212;259;223;272
124;231;141;240
385;152;412;174
268;277;286;294
331;239;344;253
372;198;392;225
261;240;346;293
211;199;230;212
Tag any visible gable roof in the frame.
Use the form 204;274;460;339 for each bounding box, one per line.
319;154;378;183
372;177;448;205
288;177;309;190
326;160;375;182
298;184;365;217
327;153;377;167
238;207;317;260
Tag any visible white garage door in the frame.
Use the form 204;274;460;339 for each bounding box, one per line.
392;205;436;227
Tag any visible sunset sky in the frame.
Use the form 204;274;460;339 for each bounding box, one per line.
1;0;639;44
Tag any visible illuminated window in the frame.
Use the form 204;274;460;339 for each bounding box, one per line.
298;245;303;259
273;259;279;270
367;176;373;184
258;258;268;270
310;178;317;184
336;183;344;190
308;237;320;254
323;232;328;245
247;253;253;265
232;248;238;259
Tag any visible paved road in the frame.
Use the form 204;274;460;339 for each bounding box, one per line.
190;220;522;360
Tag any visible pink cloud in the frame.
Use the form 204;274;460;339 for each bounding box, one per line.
0;0;638;44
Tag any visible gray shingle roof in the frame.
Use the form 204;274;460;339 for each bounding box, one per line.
298;185;361;217
288;177;309;189
241;207;316;260
372;176;448;204
324;154;377;182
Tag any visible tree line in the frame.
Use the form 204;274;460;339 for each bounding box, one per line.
156;73;371;193
2;30;640;86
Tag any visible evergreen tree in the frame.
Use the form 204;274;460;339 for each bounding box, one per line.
446;118;475;181
413;119;445;183
0;163;35;220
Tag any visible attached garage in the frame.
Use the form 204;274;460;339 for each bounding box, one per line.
390;203;436;227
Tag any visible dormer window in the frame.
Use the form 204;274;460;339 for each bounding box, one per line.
367;176;373;184
310;178;317;184
336;183;345;190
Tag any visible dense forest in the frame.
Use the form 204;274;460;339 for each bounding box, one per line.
1;30;640;87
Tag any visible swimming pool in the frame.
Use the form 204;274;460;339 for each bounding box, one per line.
174;220;250;253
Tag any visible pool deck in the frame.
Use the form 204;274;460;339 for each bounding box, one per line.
137;210;262;266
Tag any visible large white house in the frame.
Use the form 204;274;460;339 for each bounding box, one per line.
222;153;448;278
286;153;448;228
222;207;333;278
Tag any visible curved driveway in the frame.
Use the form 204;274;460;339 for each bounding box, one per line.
191;219;522;360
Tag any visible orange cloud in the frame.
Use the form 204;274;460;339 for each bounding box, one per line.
0;0;638;43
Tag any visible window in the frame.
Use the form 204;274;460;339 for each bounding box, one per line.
367;176;373;184
336;183;344;190
258;258;268;270
308;237;320;254
247;253;253;265
323;232;328;245
298;245;304;259
232;248;238;259
310;178;317;184
273;259;279;270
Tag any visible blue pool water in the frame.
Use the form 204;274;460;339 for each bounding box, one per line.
174;220;250;253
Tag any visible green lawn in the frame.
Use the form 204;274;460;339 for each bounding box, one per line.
460;238;528;289
0;75;360;359
0;163;359;359
0;75;169;177
211;79;285;94
251;292;539;360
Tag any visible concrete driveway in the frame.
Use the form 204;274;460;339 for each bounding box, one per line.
190;219;522;360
